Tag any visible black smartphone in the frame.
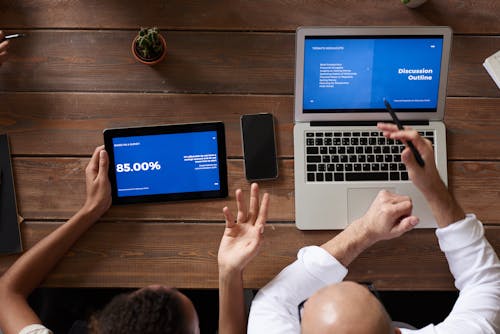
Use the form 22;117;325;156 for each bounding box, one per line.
241;113;278;181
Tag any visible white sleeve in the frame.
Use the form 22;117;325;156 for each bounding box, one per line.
18;324;53;334
402;214;500;334
247;245;348;334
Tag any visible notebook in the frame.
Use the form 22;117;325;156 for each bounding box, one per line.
0;134;22;253
293;26;452;230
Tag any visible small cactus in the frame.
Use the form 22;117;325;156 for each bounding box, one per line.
135;27;164;60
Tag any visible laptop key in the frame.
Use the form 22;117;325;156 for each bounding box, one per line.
325;173;333;181
307;147;318;154
346;172;389;181
390;172;400;180
318;164;326;171
320;147;328;154
315;138;323;146
306;132;314;137
306;138;314;146
353;163;362;171
316;173;324;181
334;173;344;181
307;164;317;172
327;164;335;171
316;132;324;137
307;155;321;163
345;163;353;171
307;173;315;182
401;172;409;180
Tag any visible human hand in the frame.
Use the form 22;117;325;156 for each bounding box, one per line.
82;146;112;220
353;190;419;244
377;123;445;197
218;183;269;275
0;31;10;65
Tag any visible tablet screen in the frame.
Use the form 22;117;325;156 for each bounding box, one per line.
104;122;228;204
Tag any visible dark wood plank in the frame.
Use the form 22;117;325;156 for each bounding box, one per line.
0;222;498;290
12;158;500;224
2;93;500;160
445;97;500;160
0;93;293;158
0;0;498;34
0;32;498;97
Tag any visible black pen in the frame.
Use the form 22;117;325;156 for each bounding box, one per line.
383;99;425;167
1;33;27;42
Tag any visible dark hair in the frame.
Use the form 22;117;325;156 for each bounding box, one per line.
89;288;190;334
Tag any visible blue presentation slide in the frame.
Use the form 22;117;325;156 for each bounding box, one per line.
112;131;220;197
303;37;443;111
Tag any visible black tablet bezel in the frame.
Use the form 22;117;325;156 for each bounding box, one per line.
103;122;228;205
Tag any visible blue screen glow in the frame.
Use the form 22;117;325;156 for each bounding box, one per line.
112;131;220;197
303;37;443;111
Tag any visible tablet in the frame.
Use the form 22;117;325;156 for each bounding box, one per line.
103;122;228;204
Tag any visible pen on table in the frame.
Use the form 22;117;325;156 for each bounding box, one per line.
383;99;425;167
1;33;27;42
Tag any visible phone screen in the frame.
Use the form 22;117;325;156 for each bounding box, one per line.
241;113;278;181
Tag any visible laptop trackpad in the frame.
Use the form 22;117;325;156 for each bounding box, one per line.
347;188;395;223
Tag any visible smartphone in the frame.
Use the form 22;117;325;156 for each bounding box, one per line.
241;113;278;181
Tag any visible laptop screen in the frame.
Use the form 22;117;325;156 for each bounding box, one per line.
303;36;444;113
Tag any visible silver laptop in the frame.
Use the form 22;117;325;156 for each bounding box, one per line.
294;26;452;230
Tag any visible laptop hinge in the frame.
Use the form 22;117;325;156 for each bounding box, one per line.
310;120;430;127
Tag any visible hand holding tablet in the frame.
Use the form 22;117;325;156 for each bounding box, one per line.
104;122;228;204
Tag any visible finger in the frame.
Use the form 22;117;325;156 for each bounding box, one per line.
248;183;259;222
401;147;419;171
222;206;235;228
235;189;247;223
86;146;104;178
0;40;9;50
256;192;270;231
97;149;109;180
0;31;4;39
392;200;413;217
377;122;399;132
392;216;419;235
390;194;412;204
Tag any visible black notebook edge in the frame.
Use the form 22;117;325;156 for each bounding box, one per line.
0;134;23;254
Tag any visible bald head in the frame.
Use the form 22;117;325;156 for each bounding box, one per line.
301;281;398;334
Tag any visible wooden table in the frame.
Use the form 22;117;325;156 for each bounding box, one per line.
0;1;499;291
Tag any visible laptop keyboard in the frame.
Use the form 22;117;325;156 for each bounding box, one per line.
305;131;434;182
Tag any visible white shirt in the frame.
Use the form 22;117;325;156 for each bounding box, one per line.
248;214;500;334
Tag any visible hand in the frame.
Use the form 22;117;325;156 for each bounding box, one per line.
353;190;419;244
82;146;112;220
377;123;444;196
218;183;269;274
0;31;10;65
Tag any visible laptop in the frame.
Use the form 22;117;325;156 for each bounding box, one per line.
294;26;452;230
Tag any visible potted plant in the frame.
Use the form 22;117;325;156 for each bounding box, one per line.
401;0;427;8
131;27;167;65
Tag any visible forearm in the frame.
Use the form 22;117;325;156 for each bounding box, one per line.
218;268;246;334
0;207;98;297
321;222;373;267
421;181;465;228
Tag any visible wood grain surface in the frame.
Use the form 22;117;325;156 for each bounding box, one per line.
11;158;500;225
0;0;499;290
0;32;498;96
0;0;498;34
0;222;497;290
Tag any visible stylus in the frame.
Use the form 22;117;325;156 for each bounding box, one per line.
383;99;425;167
1;33;27;42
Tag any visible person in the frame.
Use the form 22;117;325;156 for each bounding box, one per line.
0;31;10;65
0;145;270;334
248;123;500;334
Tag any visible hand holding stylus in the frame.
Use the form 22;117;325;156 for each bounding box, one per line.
383;99;425;167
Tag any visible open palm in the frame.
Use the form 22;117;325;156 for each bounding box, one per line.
218;183;269;273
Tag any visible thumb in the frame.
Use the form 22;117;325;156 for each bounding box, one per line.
97;150;109;179
392;216;419;235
